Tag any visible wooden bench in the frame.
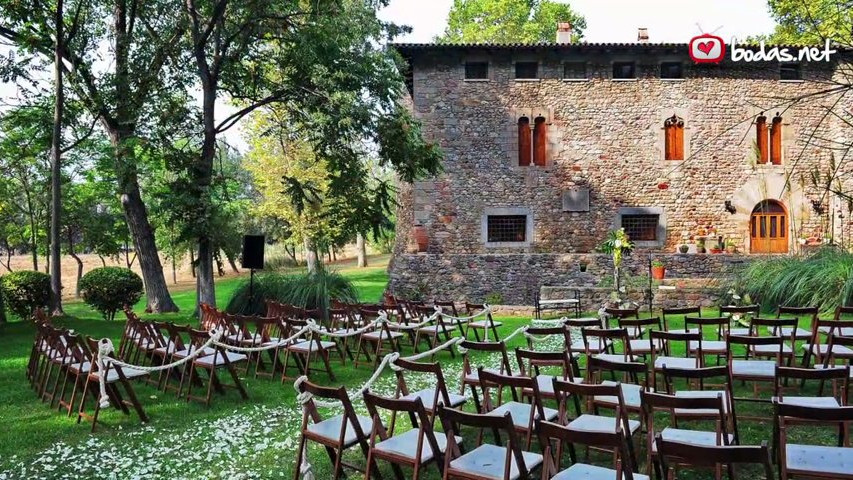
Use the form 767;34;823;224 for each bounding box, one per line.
534;290;581;319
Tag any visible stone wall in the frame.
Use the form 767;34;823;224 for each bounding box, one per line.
388;252;748;305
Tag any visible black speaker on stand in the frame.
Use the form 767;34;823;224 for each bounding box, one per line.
242;235;265;309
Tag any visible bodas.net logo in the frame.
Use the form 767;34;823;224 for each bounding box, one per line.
689;33;726;63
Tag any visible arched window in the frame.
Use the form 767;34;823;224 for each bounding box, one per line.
533;116;547;166
664;114;684;160
756;113;768;164
518;116;531;166
770;114;783;165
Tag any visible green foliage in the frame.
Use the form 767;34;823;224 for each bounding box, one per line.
438;0;587;43
225;266;358;316
729;247;853;314
651;259;664;268
597;228;635;267
767;0;852;44
78;268;144;321
484;292;504;305
0;271;50;318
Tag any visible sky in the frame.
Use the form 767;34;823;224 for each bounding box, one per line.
0;0;779;150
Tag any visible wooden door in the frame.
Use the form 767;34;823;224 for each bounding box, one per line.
750;201;788;253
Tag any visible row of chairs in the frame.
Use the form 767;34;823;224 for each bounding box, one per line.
295;337;853;479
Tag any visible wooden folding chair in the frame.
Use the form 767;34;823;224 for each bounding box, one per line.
363;391;461;480
774;402;853;479
199;302;224;331
459;340;513;413
392;357;467;421
659;364;740;443
293;380;377;480
817;334;853;400
649;329;703;390
661;306;701;333
354;310;404;369
727;334;783;400
749;317;798;368
802;319;853;368
434;300;467;337
777;306;818;341
184;328;248;406
642;390;732;479
587;355;651;431
604;307;639;335
514;348;577;402
656;435;773;480
477;367;558;449
552;378;641;473
465;302;502;342
76;336;149;432
563;318;610;376
685;315;731;365
582;327;634;363
283;318;337;381
536;417;647;480
620;317;664;359
412;305;455;359
436;405;543;480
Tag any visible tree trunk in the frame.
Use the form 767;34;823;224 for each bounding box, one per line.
68;232;83;298
227;253;239;274
98;255;106;267
0;282;6;323
356;232;367;268
304;237;318;274
190;249;196;278
196;237;216;310
285;244;297;263
192;83;218;313
109;128;179;313
172;257;177;284
48;0;65;315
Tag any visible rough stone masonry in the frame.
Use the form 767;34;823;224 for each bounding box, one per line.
388;35;853;306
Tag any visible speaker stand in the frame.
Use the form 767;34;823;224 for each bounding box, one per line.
249;269;256;309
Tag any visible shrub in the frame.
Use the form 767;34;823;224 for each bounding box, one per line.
226;265;358;316
79;267;144;321
0;271;50;319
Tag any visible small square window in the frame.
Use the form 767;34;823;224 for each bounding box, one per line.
622;214;659;241
613;62;636;79
515;62;539;79
780;63;801;80
563;62;587;80
465;62;489;80
660;62;683;79
487;215;527;242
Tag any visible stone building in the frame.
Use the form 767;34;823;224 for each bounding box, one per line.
388;28;853;305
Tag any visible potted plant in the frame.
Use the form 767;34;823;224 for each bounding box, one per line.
695;237;706;253
678;244;689;253
651;259;666;280
710;236;724;254
725;239;737;254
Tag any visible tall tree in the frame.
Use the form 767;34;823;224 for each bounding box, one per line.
0;0;187;312
179;0;441;311
48;0;65;314
438;0;586;44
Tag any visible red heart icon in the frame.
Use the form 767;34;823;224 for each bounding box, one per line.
697;41;714;55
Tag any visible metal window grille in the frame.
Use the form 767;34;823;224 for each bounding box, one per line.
515;62;539;79
613;62;636;79
487;215;527;242
465;62;489;80
622;214;659;241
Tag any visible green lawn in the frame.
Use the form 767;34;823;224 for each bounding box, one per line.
0;266;842;479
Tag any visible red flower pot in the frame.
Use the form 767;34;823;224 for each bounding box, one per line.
651;266;666;280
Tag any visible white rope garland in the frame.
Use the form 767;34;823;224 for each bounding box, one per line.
435;304;492;323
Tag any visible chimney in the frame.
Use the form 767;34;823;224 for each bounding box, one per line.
556;22;572;44
637;27;649;43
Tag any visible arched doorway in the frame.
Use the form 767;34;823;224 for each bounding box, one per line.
750;200;788;253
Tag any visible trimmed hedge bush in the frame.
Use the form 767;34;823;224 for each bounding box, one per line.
79;267;144;321
0;271;51;319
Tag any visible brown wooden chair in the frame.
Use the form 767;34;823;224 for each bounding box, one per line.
774;365;850;407
719;304;760;336
661;306;701;333
465;302;502;342
587;356;651;430
642;390;733;479
459;340;513;413
536;417;647;480
727;334;783;400
514;348;577;402
803;319;853;368
392;357;467;421
477;367;558;449
620;317;664;358
582;327;634;363
283;318;337;381
412;305;455;359
325;307;357;364
649;329;703;390
363;391;461;480
749;317;798;369
685;315;731;364
184;328;248;406
76;336;149;432
828;306;853;334
656;434;774;480
293;380;377;480
167;323;211;396
563;318;610;364
199;302;224;331
355;308;404;368
436;405;543;480
552;377;641;473
604;307;641;336
56;332;93;417
434;300;468;337
817;335;853;401
774;402;853;480
659;364;740;443
777;306;818;341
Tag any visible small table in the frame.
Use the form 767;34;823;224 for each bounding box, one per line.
535;290;581;319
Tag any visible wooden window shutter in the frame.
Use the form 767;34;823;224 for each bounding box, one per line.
518;117;531;166
664;115;684;160
533;116;547;166
770;115;782;164
756;114;768;164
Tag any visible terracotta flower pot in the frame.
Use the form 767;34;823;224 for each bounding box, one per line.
412;225;429;253
651;265;666;280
